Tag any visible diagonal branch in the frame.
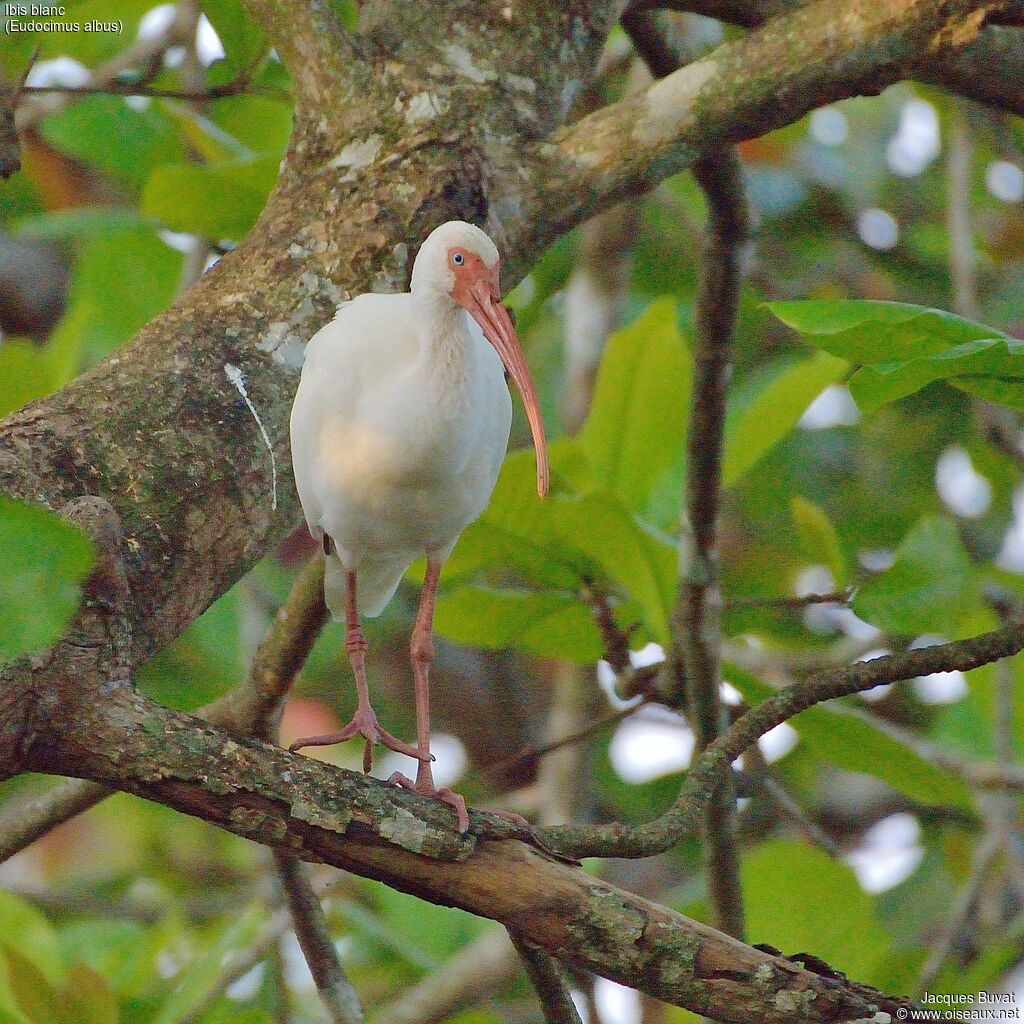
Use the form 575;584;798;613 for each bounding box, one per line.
531;0;1010;237
622;5;750;944
508;931;583;1024
630;0;1024;114
537;618;1024;859
15;682;917;1024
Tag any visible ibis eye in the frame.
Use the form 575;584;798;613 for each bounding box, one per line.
452;252;464;266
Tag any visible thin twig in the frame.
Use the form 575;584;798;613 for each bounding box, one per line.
508;931;582;1024
273;851;365;1024
946;99;980;320
723;590;853;611
914;832;1001;996
178;909;292;1024
21;77;257;102
373;929;520;1024
537;619;1024;859
624;6;750;942
737;746;840;857
484;684;658;778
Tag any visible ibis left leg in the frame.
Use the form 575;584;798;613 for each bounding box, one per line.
389;558;469;832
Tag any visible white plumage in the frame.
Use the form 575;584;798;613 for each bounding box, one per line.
291;288;512;616
287;221;547;830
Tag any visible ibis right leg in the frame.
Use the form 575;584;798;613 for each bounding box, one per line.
289;568;422;773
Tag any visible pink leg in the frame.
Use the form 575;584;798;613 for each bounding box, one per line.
290;569;422;773
389;559;469;831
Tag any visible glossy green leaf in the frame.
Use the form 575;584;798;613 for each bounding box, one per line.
952;376;1024;411
434;588;603;662
142;155;280;239
549;493;676;644
849;337;1024;413
0;497;94;662
853;515;980;634
40;97;185;190
742;841;891;984
765;300;1000;364
791;495;848;586
441;520;581;590
723;352;848;487
725;663;973;809
578;298;691;514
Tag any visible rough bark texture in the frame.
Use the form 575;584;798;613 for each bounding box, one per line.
642;0;1024;114
1;0;1020;1020
17;683;919;1023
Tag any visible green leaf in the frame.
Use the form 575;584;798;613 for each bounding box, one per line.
852;515;980;634
40;97;186;191
765;300;1000;364
434;588;603;662
0;338;60;418
0;893;63;1024
58;964;119;1024
207;96;293;157
142;155;280;239
0;498;95;662
725;663;973;809
152;903;265;1024
46;227;183;372
578;298;691;515
440;520;581;590
952;376;1024;411
849;337;1024;413
0;893;61;985
723;352;848;487
2;947;59;1024
549;494;676;644
742;840;891;985
791;496;848;587
13;206;150;243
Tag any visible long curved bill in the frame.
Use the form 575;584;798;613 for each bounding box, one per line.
467;280;549;498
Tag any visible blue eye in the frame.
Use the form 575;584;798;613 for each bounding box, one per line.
453;252;464;265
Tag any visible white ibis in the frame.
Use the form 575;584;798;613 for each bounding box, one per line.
288;221;548;830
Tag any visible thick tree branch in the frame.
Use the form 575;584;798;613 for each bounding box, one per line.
539;0;1010;233
0;0;1004;737
13;682;917;1024
240;0;358;112
633;0;1024;114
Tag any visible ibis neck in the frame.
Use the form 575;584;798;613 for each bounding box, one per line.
412;288;478;391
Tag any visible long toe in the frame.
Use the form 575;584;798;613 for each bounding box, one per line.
371;724;422;761
288;727;358;752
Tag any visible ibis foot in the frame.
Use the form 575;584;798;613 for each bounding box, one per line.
389;771;470;833
290;706;427;774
